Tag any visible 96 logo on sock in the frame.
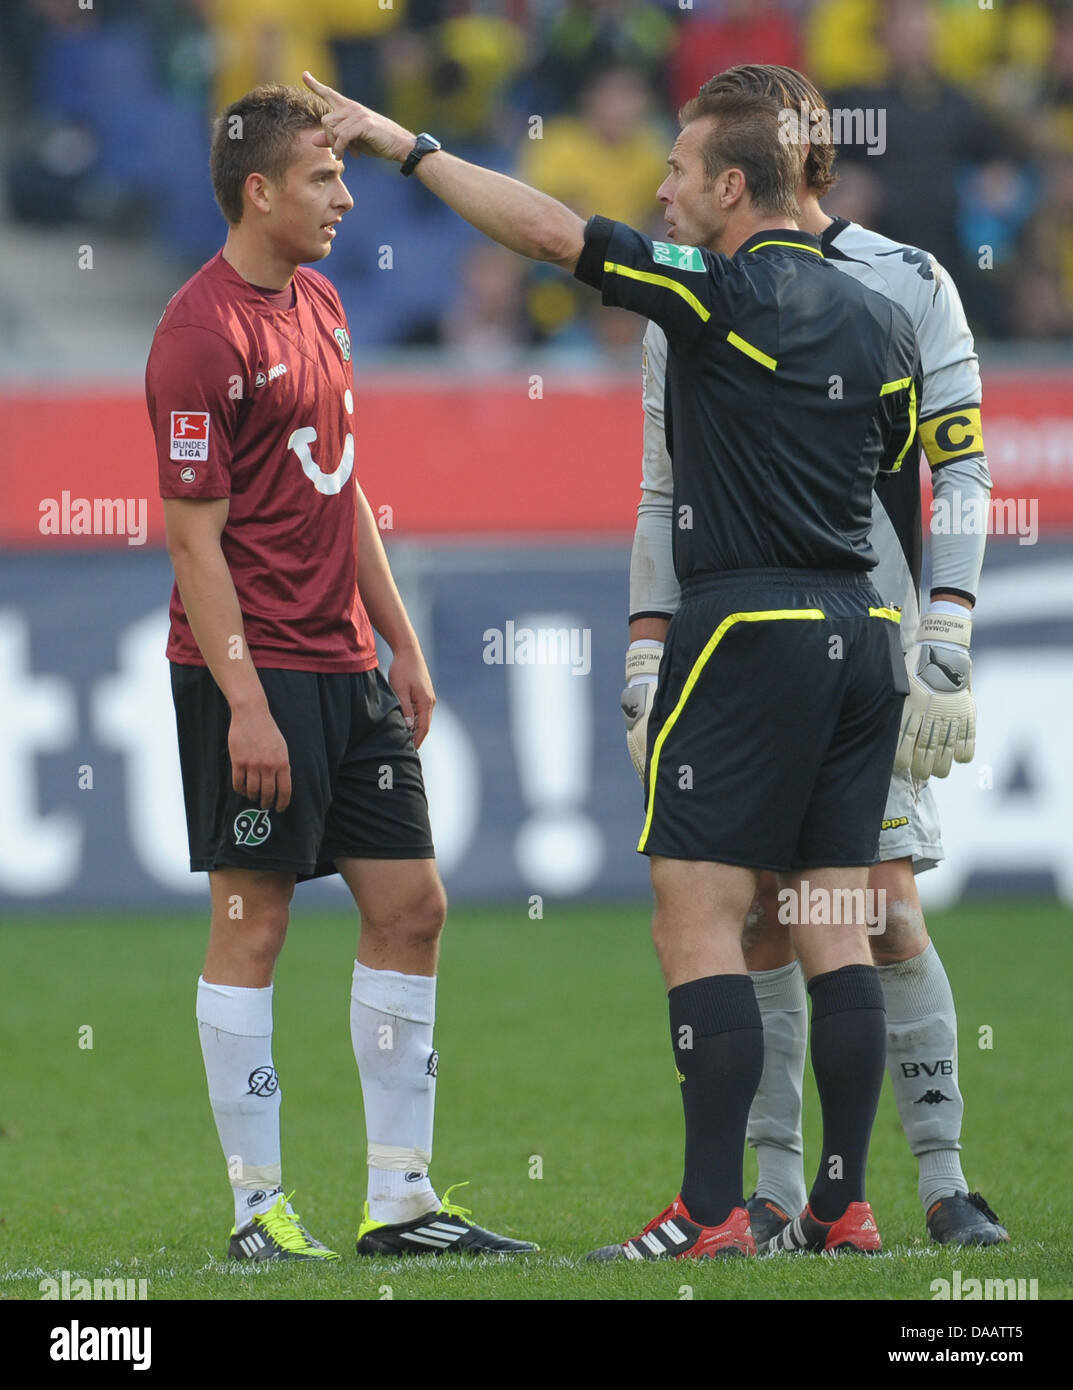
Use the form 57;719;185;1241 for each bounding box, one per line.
247;1067;279;1097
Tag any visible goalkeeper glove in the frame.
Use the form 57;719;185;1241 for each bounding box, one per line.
621;641;663;781
894;608;976;780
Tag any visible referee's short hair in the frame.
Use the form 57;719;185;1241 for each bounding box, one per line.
211;83;331;226
695;64;838;199
678;88;803;219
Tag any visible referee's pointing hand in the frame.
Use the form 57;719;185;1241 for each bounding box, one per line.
302;71;414;164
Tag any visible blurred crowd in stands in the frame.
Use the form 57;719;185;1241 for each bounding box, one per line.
3;0;1072;353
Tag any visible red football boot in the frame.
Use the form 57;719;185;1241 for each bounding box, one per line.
760;1201;882;1255
588;1193;757;1261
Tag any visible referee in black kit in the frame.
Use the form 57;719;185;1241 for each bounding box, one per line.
303;71;922;1261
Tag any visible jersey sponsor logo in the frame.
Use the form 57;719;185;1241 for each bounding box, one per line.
246;1066;279;1097
919;406;984;467
333;326;351;361
651;240;705;273
170;411;210;461
233;808;272;845
287;425;354;496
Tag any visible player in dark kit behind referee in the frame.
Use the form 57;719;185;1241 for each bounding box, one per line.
304;72;921;1259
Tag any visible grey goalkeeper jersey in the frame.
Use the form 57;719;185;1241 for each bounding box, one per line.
631;216;993;651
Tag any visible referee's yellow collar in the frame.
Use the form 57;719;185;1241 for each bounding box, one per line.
739;229;824;259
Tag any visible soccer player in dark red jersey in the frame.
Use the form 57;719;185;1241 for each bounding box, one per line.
146;84;534;1261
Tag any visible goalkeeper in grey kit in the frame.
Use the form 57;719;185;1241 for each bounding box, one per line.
623;65;1007;1250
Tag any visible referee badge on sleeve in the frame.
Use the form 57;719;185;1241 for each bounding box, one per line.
652;241;705;273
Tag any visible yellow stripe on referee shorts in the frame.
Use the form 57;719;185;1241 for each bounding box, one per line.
603;261;711;323
637;608;826;853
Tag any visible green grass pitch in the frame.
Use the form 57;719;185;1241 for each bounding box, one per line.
2;899;1070;1301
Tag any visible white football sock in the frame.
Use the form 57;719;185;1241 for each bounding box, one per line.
196;977;284;1230
877;943;969;1211
350;961;440;1224
747;961;809;1217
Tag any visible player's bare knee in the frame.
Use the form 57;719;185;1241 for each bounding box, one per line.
363;881;446;952
870;896;929;963
742;875;780;950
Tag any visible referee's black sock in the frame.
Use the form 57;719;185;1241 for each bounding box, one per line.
807;964;887;1223
669;974;763;1229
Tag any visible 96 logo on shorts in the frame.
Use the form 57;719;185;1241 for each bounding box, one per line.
234;809;272;846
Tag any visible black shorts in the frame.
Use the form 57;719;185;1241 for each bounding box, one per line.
171;663;436;880
638;570;907;872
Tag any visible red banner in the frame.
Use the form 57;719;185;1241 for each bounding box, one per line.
3;369;1071;548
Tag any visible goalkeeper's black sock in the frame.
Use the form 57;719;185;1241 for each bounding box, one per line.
807;965;886;1223
669;974;763;1228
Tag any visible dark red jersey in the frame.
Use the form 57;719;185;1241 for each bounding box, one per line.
146;251;377;673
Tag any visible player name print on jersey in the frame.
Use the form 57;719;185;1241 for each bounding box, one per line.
170;411;210;461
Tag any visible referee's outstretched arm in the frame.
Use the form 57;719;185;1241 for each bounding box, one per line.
301;71;807;351
303;73;588;270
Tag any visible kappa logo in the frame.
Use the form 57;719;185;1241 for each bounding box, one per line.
876;245;935;282
233;809;272;845
169;411;210;461
333;326;351;361
915;1089;953;1105
247;1066;279;1097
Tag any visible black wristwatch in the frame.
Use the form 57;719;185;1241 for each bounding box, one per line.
401;132;442;176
